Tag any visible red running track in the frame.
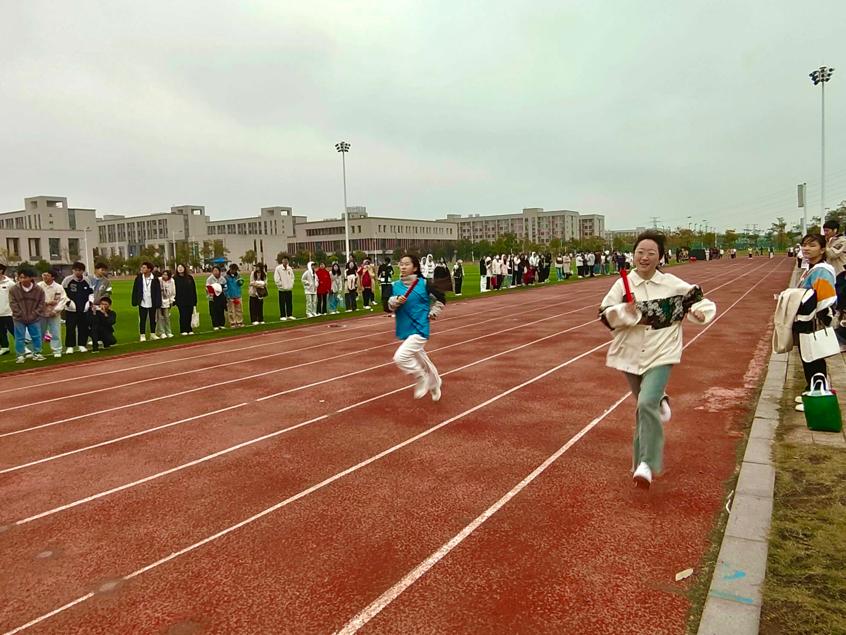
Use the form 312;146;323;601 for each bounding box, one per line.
0;257;791;634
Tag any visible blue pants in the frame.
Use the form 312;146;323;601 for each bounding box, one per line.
14;321;42;356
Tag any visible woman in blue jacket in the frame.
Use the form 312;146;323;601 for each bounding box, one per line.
388;254;447;401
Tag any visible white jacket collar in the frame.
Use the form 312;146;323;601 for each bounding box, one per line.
627;269;666;286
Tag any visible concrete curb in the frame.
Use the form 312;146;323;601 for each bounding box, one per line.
696;350;787;634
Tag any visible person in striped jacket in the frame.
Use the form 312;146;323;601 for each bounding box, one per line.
794;233;838;408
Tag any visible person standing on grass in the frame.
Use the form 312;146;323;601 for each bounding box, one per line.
249;263;268;325
452;259;464;296
329;262;344;314
174;263;197;335
274;255;295;321
433;258;453;295
562;253;571;280
156;269;175;338
224;263;245;327
38;270;67;358
302;261;317;318
599;230;716;489
358;259;375;310
62;261;94;354
378;257;394;312
0;263;15;356
9;267;46;364
131;261;162;342
91;297;117;351
316;262;331;316
479;256;487;292
792;234;838;410
389;254;446;401
206;266;227;330
345;261;359;311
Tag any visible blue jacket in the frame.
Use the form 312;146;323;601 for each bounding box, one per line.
392;277;431;340
224;273;244;299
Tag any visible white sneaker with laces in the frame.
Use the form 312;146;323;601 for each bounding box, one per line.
32;353;46;361
150;334;159;340
139;335;146;342
53;352;62;358
77;346;87;352
66;347;74;354
16;356;25;364
795;395;803;404
633;462;652;489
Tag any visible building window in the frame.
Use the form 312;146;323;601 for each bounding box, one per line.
28;238;41;259
99;226;107;242
49;238;61;259
68;238;80;259
108;225;116;242
6;237;20;258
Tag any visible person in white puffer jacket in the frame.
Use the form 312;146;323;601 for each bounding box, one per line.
599;230;716;490
37;270;68;357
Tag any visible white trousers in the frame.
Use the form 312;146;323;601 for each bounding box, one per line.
305;293;317;315
393;334;439;381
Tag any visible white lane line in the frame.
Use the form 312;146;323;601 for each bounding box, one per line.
0;291;598;439
2;338;612;635
0;277;582;392
12;318;603;525
0;404;248;475
1;302;599;470
334;259;786;633
336;392;632;635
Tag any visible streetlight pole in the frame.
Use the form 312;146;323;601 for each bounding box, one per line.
83;227;91;272
335;141;351;261
810;66;835;218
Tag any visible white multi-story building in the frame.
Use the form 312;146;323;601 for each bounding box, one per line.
0;196;97;269
289;208;458;258
443;207;602;244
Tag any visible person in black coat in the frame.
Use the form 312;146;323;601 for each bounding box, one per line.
131;261;162;341
91;297;117;351
173;263;198;335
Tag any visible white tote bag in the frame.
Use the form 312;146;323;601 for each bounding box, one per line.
799;326;840;362
191;308;200;329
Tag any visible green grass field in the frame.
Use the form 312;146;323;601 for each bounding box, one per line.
0;265;616;372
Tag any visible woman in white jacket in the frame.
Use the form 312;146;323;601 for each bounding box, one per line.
156;269;176;338
599;231;716;489
301;261;317;318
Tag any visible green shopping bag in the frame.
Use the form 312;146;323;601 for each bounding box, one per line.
802;373;843;433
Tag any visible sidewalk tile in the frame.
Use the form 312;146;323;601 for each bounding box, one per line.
743;437;773;465
735;462;775;498
725;493;772;543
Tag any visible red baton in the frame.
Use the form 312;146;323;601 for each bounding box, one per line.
621;268;633;303
403;277;419;299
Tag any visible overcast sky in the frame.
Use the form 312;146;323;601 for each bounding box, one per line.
1;1;843;231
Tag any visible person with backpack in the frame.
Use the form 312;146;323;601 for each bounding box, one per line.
389;254;447;401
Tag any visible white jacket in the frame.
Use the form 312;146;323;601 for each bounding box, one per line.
274;264;295;291
301;262;316;294
37;280;68;317
600;270;717;375
772;288;806;354
0;275;13;317
160;277;176;309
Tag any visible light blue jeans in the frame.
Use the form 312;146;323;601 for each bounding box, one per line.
40;316;62;353
14;321;42;356
624;365;672;473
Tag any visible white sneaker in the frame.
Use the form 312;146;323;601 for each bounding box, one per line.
15;356;25;364
288;316;296;320
633;462;652;489
430;375;442;402
794;395;803;404
252;321;259;325
181;332;188;336
0;347;8;355
77;346;87;352
795;403;805;412
413;374;429;399
32;353;46;361
659;396;671;425
139;335;146;342
150;334;159;340
213;327;220;331
53;352;61;358
66;347;74;354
